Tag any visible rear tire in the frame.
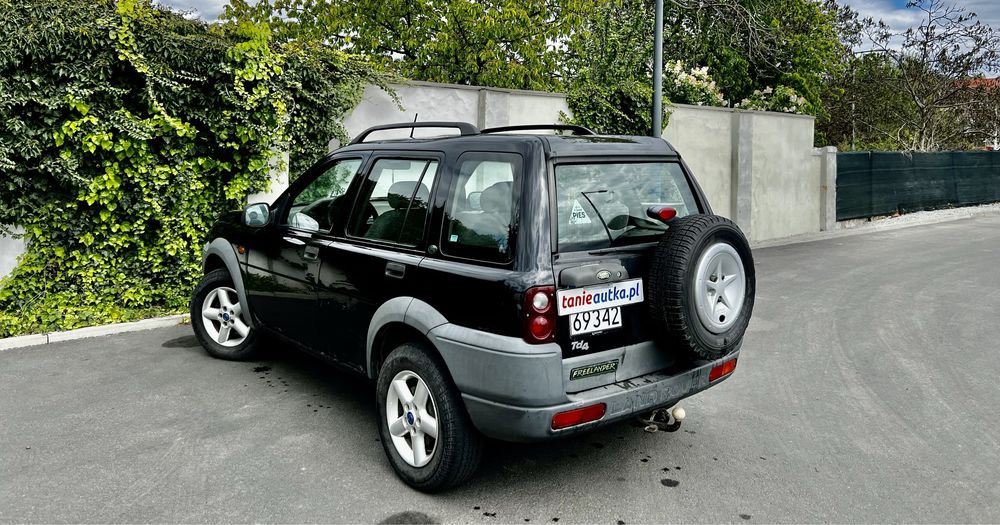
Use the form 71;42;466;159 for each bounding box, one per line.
648;214;755;360
376;342;482;492
190;268;260;361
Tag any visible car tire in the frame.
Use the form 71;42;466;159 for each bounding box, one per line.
190;268;261;361
648;214;755;361
376;342;482;492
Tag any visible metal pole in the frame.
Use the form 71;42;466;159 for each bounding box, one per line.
652;0;663;137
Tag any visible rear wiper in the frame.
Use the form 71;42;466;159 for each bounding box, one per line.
580;190;615;246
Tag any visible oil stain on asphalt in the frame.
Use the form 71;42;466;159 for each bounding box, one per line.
161;335;199;348
379;511;438;524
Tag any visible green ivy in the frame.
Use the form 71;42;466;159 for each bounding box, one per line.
0;0;384;337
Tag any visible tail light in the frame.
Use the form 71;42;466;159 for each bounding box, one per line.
523;286;556;344
709;358;737;381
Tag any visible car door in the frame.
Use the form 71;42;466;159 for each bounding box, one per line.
243;155;367;346
312;154;443;370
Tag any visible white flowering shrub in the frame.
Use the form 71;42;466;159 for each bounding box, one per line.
663;61;726;107
737;85;808;114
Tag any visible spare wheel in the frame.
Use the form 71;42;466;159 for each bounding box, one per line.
647;214;755;361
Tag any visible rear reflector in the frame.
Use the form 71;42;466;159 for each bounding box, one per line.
551;403;606;430
709;358;737;382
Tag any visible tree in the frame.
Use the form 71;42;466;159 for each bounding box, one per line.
820;52;915;150
561;0;846;135
861;0;1000;151
0;0;383;336
224;0;589;91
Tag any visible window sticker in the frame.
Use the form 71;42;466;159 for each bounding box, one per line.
570;199;592;225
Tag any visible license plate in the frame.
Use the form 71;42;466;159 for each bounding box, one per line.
569;307;622;336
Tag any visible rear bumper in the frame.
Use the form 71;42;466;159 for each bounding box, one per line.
460;354;737;441
426;322;738;442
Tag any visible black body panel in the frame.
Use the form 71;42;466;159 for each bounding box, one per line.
205;129;714;374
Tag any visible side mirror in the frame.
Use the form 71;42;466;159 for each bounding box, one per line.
243;202;270;228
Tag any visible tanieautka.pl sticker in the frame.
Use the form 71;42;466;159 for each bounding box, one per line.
556;279;644;315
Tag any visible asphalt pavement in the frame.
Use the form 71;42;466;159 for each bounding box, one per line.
2;214;999;523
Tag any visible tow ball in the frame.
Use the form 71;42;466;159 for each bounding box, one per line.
638;405;686;433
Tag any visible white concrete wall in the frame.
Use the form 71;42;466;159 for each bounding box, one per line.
1;228;25;279
663;105;735;219
342;81;570;142
750;112;822;240
343;82;481;142
663;103;833;241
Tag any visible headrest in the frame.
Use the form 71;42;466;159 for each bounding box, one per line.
387;181;430;210
481;181;512;217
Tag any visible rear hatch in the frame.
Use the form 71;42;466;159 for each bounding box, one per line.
549;160;703;391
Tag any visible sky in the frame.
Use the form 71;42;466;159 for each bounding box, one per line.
155;0;229;20
840;0;1000;32
158;0;1000;35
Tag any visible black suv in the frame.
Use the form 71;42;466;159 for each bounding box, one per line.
191;122;755;491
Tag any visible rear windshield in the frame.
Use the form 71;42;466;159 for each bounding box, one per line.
555;162;699;252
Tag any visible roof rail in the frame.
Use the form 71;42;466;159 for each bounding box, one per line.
479;124;596;136
349;121;480;145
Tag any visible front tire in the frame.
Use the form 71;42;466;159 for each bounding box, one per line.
190;268;260;361
376;342;482;492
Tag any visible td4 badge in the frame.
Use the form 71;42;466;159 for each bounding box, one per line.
571;340;590;351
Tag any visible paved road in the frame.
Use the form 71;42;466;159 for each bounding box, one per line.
2;215;1000;524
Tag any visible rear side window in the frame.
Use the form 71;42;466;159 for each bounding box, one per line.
442;152;522;263
348;158;439;245
555;162;699;252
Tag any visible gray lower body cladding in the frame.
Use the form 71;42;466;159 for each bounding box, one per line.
427;322;737;442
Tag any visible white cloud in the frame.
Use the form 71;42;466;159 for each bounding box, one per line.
844;0;1000;33
154;0;230;21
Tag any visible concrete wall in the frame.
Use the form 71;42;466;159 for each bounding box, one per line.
341;81;569;143
664;104;835;241
662;106;735;219
1;228;25;279
749;112;821;240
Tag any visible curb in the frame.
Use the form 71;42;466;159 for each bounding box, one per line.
0;314;189;352
751;204;1000;250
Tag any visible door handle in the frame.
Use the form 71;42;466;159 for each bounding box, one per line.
385;262;406;279
303;246;319;261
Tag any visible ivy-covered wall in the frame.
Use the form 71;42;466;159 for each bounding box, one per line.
0;0;386;337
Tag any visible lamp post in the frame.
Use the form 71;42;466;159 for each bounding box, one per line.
652;0;664;137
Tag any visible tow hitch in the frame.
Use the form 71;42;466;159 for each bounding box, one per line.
638;405;685;433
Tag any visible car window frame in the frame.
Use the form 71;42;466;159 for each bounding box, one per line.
436;150;525;267
342;151;445;251
275;153;371;237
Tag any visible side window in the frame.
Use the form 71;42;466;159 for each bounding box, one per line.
284;158;363;233
442;152;521;263
347;158;439;245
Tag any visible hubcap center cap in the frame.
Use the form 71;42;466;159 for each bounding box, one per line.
694;243;746;334
406;412;415;425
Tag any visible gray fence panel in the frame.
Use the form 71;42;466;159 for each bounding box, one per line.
837;151;1000;221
